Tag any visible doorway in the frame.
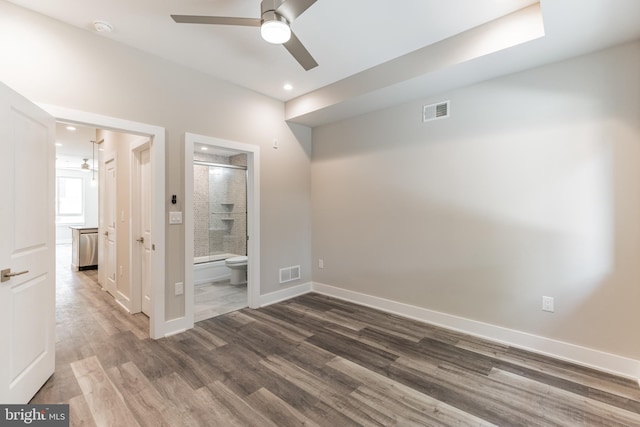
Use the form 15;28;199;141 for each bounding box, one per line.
184;133;261;329
43;104;167;339
56;125;153;318
193;155;248;321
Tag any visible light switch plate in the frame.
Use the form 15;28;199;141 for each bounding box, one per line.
169;211;183;225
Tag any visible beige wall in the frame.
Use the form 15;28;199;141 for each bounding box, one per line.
0;0;312;320
311;40;640;360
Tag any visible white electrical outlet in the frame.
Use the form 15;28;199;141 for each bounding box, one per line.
318;259;324;269
542;296;554;312
175;282;184;296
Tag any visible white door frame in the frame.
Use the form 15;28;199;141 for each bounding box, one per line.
40;104;167;339
184;133;260;330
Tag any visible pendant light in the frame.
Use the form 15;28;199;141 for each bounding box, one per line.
91;140;96;183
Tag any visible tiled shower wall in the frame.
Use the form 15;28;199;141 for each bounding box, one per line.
193;153;247;260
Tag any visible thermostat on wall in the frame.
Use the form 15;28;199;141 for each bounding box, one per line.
169;211;183;225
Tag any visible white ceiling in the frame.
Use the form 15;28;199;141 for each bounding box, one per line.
7;0;640;127
55;122;97;168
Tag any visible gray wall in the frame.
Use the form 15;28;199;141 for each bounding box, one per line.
311;40;640;360
0;0;312;320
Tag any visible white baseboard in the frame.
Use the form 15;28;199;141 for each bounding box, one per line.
163;316;191;338
115;297;131;314
310;282;640;381
259;282;312;307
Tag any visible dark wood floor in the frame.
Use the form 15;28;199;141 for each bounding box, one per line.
32;248;640;426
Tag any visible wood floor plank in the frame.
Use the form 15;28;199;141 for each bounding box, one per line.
70;356;141;427
416;336;495;375
217;356;325;415
151;373;206;426
106;362;186;427
260;354;397;426
388;356;566;426
286;302;370;331
241;307;315;341
166;324;228;350
204;380;280;427
488;367;640;427
29;363;82;404
246;387;321;427
329;307;428;343
328;357;496;427
68;394;97;427
491;346;640;403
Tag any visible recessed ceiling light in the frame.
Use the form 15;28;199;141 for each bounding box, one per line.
66;125;76;131
283;83;293;91
55;143;62;147
201;146;208;151
93;20;113;33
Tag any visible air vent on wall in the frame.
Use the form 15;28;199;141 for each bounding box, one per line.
279;265;301;284
423;100;450;122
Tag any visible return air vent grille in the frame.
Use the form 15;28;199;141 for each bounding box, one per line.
279;265;301;284
423;100;450;122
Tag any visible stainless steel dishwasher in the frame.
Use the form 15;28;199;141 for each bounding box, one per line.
70;227;98;271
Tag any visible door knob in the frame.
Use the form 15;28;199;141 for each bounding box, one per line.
1;268;29;283
103;231;109;236
136;237;144;243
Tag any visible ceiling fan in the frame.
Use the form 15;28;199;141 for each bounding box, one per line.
171;0;319;71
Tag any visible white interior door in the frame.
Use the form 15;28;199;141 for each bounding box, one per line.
0;83;56;403
137;146;152;316
103;155;117;297
130;139;152;317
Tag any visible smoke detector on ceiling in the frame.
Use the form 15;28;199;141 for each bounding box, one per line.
93;20;113;33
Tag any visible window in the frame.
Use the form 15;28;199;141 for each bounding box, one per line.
56;176;84;224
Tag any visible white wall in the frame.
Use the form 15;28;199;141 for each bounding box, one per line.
311;40;640;362
0;0;312;320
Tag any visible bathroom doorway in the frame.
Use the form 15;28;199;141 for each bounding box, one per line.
193;154;248;321
184;133;261;326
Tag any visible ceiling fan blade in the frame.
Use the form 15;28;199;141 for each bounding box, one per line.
171;15;261;27
283;31;318;71
276;0;317;22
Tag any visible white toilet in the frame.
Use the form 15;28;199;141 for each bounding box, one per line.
225;256;248;285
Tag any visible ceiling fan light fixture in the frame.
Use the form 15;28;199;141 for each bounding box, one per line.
261;12;291;44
